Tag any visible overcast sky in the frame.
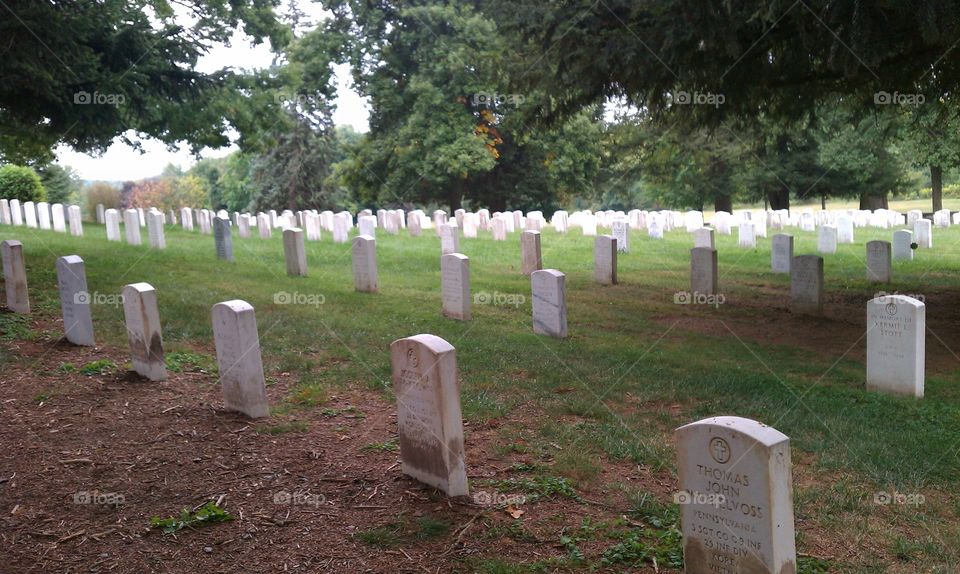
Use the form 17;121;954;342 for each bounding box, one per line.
56;4;370;182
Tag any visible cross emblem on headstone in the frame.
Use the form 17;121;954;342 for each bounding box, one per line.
709;437;731;464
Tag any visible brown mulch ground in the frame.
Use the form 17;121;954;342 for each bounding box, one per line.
0;312;675;574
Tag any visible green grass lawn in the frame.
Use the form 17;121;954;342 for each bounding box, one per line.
2;219;960;571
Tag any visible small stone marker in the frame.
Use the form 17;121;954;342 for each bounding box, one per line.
520;230;542;275
257;213;272;239
693;227;715;249
491;217;506;241
914;219;932;248
212;300;270;418
771;234;793;274
181;207;194;231
611;219;630;253
790;255;823;315
1;240;30;313
36;202;50;229
123;209;141;245
283;228;308;277
817;225;837;254
56;255;95;346
105;209;121;241
0;199;8;225
96;203;105;224
352;235;378;292
51;204;66;232
866;240;891;283
531;269;568;338
333;212;350;243
122;282;166;381
440;223;460;255
214;216;234;261
440;253;470;320
690;248;718;296
23;201;37;228
9;199;22;225
593;235;617;285
892;230;913;261
676;416;796;574
867;295;925;398
738;221;756;248
147;210;165;249
68;205;83;236
390;334;468;496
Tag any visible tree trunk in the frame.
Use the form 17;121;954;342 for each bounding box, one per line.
859;193;888;210
448;185;463;213
713;195;732;213
931;165;943;212
767;187;790;211
820;194;826;210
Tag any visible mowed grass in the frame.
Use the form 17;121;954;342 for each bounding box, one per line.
3;218;960;569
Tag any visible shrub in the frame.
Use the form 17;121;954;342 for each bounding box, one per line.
0;165;46;202
84;182;121;219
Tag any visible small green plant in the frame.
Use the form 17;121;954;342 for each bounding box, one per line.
355;523;403;548
57;362;77;373
0;313;34;341
150;501;233;534
256;421;308;435
33;392;50;403
415;516;450;539
490;475;582;502
361;438;399;452
80;359;116;376
165;351;215;373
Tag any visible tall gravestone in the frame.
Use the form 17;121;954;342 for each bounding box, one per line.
676;416;796;574
283;228;308;277
790;255;823;315
594;235;617;285
771;234;793;274
866;240;892;283
352;235;378;292
147;210;166;249
816;225;837;254
0;199;9;225
23;201;37;228
181;207;194;231
441;253;470;320
9;199;22;226
1;240;30;313
96;203;106;224
690;248;718;295
491;217;506;241
212;300;270;418
51;204;66;232
123;209;141;245
122;283;167;381
214;216;234;261
56;255;95;346
914;219;932;248
36;202;50;230
68;205;83;236
892;230;913;261
867;295;925;398
531;269;567;338
390;334;468;496
520;230;542;275
105;209;121;241
611;219;630;253
738;222;756;248
257;213;272;239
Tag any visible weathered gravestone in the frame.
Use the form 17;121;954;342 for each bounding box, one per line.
36;202;50;230
771;234;793;274
676;416;796;574
9;199;22;226
68;205;83;236
147;210;165;249
407;211;422;237
914;219;932;248
594;235;617;285
212;300;270;418
790;255;823;315
867;295;925;398
181;207;194;231
390;334;468;496
690;248;718;296
122;283;167;381
441;253;470;321
0;199;9;225
214;216;234;261
440;223;460;255
611;219;630;253
283;228;308;277
359;215;377;238
866;240;892;283
123;209;141;245
738;222;756;248
817;225;837;254
352;235;378;293
892;230;913;261
56;255;95;346
257;213;272;239
520;230;542;275
51;204;66;233
22;201;37;228
96;203;105;224
531;269;567;338
693;227;715;250
491;217;506;241
105;209;121;241
1;240;29;313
